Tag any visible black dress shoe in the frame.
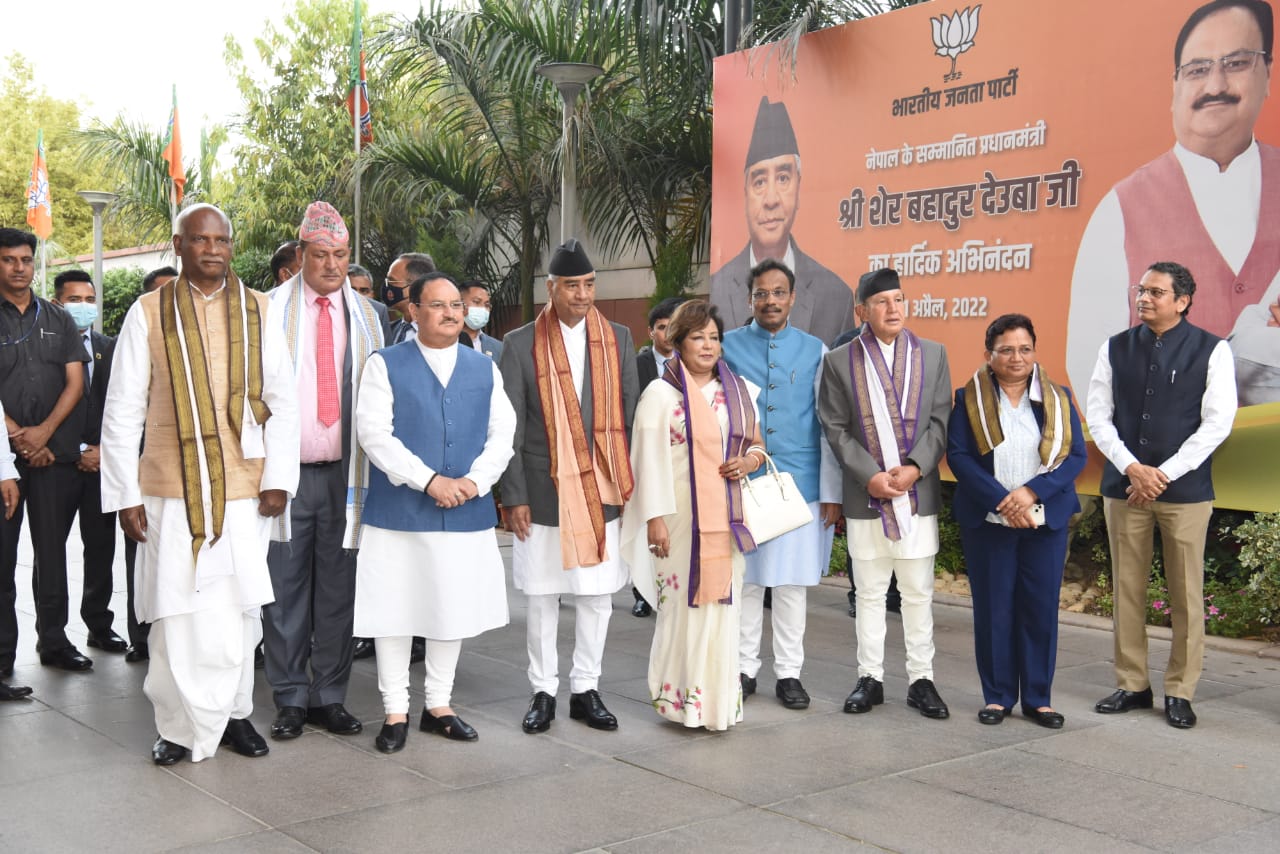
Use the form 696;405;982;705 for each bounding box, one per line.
152;736;188;765
87;630;128;653
221;718;270;757
740;673;757;698
570;689;618;730
522;691;556;733
254;641;265;669
631;598;652;617
124;643;149;663
1165;696;1197;729
410;637;426;664
977;706;1010;725
0;681;33;701
352;637;376;660
40;646;93;671
271;706;306;739
1021;705;1065;729
843;676;884;713
375;721;408;753
1094;687;1154;714
307;703;363;735
775;677;810;710
906;678;950;719
420;711;478;741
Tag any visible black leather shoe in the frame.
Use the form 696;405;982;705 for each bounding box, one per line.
522;691;556;733
0;681;33;701
569;689;618;730
1094;687;1154;714
352;637;376;660
87;630;128;653
775;677;810;710
221;718;269;757
307;703;363;735
1022;705;1065;729
375;721;408;753
843;676;884;713
740;673;757;698
271;706;306;739
152;736;187;765
420;711;478;741
125;643;149;663
631;598;652;617
254;641;265;669
1165;696;1197;729
40;646;93;671
907;678;950;719
410;637;426;664
977;706;1010;725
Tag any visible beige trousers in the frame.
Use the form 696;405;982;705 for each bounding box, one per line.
1104;498;1213;700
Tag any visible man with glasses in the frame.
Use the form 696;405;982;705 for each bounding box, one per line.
722;259;841;711
710;97;855;346
383;253;435;345
1070;0;1279;405
1087;261;1236;729
348;264;390;341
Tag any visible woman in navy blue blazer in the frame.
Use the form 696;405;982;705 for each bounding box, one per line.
947;314;1086;728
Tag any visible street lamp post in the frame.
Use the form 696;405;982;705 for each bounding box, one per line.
77;190;118;334
536;62;604;245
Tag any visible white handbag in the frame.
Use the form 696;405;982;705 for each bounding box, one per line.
738;450;814;545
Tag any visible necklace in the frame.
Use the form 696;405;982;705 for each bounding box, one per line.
0;298;42;347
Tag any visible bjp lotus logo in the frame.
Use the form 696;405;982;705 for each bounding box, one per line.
931;5;982;82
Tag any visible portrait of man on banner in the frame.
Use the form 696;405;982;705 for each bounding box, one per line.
1069;0;1279;406
709;97;855;347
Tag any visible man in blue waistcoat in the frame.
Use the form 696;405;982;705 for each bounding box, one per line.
722;259;842;710
352;273;515;752
1087;261;1237;729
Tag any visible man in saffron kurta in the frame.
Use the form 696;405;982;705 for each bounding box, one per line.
499;239;639;734
721;259;841;711
818;268;953;721
101;205;299;765
1069;0;1279;404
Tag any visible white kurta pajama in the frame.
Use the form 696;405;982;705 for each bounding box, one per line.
353;341;514;713
622;378;761;732
100;295;299;761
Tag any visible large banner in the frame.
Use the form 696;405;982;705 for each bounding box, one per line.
711;0;1280;510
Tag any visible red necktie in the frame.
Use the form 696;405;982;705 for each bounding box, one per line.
316;297;340;427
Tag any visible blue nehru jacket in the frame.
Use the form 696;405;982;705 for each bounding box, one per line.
1100;320;1219;504
721;321;825;501
362;341;497;532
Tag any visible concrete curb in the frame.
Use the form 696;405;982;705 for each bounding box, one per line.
819;574;1280;660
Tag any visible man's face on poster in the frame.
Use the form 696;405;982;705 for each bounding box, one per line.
1172;7;1271;158
744;154;800;257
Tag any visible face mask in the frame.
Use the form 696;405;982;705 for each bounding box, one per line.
64;302;99;331
382;284;407;306
464;306;490;330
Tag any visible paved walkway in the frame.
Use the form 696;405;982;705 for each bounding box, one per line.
3;530;1279;853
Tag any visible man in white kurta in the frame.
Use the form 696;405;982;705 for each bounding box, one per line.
100;205;299;764
353;275;514;750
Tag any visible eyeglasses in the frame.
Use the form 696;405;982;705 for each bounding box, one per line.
1130;285;1174;299
1176;49;1270;81
414;301;465;312
992;346;1035;358
385;278;408;287
751;288;790;301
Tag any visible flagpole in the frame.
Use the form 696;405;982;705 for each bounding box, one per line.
38;239;46;299
352;0;362;267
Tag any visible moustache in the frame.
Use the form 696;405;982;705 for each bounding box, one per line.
1192;92;1241;110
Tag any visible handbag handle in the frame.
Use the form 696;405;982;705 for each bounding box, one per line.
742;445;779;479
738;448;796;501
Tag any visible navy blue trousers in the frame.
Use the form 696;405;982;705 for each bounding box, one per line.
961;522;1068;709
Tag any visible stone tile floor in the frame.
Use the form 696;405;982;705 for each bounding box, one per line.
3;530;1278;853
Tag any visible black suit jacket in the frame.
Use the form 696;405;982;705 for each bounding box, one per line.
81;330;116;446
636;345;663;389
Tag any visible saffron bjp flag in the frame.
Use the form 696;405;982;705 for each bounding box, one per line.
25;129;52;240
345;0;373;146
162;85;185;204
